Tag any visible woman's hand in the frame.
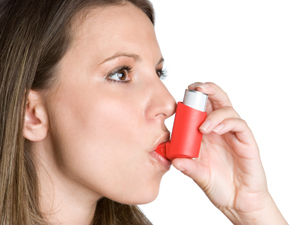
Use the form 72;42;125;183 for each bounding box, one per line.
172;82;288;225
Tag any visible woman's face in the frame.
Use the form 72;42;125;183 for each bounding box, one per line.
45;3;176;204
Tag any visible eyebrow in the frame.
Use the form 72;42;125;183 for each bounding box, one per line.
100;53;141;65
157;57;164;66
100;52;164;66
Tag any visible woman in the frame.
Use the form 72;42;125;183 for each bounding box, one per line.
0;0;288;224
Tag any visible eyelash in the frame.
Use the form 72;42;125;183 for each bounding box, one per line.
106;66;168;84
157;68;168;80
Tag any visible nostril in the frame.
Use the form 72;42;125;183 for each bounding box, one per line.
153;112;168;121
144;80;176;121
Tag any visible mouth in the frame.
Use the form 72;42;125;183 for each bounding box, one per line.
151;132;170;153
149;132;172;171
149;151;171;171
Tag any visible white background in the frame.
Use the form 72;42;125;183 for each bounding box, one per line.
140;0;305;224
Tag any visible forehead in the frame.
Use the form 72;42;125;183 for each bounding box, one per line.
69;2;158;57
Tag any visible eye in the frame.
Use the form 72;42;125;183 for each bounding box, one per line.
156;68;168;80
107;66;131;83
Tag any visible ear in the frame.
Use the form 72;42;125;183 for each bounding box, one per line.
23;90;49;141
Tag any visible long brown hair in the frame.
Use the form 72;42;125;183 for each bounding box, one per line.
0;0;154;224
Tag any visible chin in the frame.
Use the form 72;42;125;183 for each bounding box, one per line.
109;184;160;205
135;190;159;205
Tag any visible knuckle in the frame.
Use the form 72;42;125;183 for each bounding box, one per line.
206;82;215;87
239;118;248;126
209;82;223;93
222;117;232;125
223;106;234;111
220;91;230;103
225;106;240;117
223;91;229;98
211;106;235;116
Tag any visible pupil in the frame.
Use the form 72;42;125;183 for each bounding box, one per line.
118;70;127;80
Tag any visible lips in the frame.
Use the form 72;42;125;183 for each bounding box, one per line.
151;132;170;153
149;150;171;171
149;132;172;171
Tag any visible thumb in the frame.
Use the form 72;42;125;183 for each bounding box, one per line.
172;158;209;188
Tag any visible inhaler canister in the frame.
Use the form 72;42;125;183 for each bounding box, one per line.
156;90;208;160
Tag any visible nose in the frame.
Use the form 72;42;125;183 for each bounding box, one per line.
144;78;176;122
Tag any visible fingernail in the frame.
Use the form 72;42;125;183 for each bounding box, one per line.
213;124;224;133
173;164;185;172
199;119;211;131
198;83;209;89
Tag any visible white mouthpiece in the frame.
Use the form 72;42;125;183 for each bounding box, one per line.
183;89;208;112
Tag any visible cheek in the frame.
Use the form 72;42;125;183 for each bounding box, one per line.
48;88;164;204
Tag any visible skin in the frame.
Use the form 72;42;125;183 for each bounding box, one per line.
23;2;288;225
172;82;288;225
24;3;175;224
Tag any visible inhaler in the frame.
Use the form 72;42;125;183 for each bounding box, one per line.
155;89;208;160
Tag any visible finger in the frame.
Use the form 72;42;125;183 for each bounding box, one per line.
171;158;209;188
205;99;214;115
199;106;241;134
212;118;257;148
188;82;232;111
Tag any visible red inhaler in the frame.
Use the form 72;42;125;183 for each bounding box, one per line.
155;89;208;161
